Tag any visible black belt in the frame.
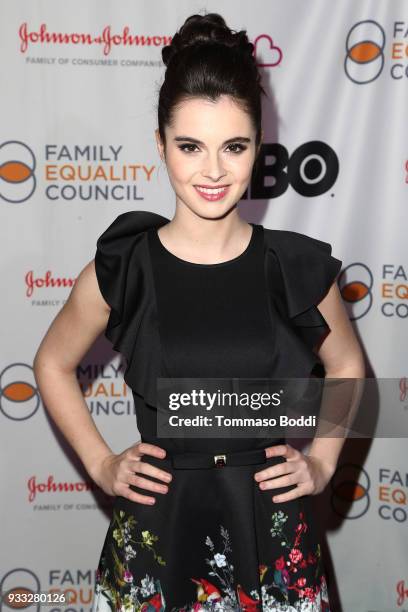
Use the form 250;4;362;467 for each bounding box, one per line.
168;448;268;470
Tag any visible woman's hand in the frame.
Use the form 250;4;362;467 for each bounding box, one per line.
254;443;336;503
90;442;173;505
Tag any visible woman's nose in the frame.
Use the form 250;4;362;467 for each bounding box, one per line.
201;155;227;180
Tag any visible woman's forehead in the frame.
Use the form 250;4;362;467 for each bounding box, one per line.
169;97;254;136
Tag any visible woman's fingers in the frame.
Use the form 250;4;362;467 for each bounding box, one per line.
114;482;157;505
264;443;296;459
271;482;310;504
258;471;298;490
130;459;173;484
254;460;297;483
254;449;314;501
129;442;173;483
128;472;169;494
135;442;167;459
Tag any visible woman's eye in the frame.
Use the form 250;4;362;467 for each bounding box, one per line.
177;143;247;154
178;144;199;153
227;143;247;153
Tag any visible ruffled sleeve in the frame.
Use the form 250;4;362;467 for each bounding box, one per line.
94;210;170;406
264;229;343;355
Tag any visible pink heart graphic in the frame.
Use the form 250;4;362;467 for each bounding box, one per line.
253;34;283;67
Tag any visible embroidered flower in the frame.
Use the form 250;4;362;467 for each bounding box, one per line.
303;586;316;602
141;530;155;546
123;569;133;584
270;510;288;537
139;574;156;597
214;553;227;568
112;528;124;548
124;545;136;562
289;548;303;564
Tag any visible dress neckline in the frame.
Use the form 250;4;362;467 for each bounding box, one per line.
152;223;258;268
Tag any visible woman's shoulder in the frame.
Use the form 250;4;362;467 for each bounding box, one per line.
260;224;344;356
94;210;169;295
93;210;169;330
95;210;170;252
262;225;336;253
261;223;343;316
261;225;342;281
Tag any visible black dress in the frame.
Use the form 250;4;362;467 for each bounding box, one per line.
91;210;342;612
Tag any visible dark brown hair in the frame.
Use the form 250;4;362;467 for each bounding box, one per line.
157;12;266;166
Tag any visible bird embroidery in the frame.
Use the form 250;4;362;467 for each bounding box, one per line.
191;577;222;602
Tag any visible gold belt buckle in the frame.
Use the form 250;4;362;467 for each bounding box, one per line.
214;454;226;467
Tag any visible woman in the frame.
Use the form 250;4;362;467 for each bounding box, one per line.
33;12;365;612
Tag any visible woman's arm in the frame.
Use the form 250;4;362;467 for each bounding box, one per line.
255;280;367;503
33;259;114;481
307;280;366;477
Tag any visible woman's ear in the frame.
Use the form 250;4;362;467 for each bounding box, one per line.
155;128;165;162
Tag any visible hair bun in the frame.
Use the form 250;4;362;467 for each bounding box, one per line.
162;13;254;67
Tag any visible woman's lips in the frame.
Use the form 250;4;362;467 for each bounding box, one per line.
194;185;230;201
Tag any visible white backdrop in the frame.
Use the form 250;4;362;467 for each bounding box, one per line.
1;1;407;611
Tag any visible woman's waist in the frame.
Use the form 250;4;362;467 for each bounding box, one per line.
140;435;285;455
138;437;287;472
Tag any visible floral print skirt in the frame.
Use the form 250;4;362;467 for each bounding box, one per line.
91;451;331;611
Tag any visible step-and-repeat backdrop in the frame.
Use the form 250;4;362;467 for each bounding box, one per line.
1;1;407;611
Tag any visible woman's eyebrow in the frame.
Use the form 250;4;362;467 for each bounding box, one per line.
173;136;251;145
